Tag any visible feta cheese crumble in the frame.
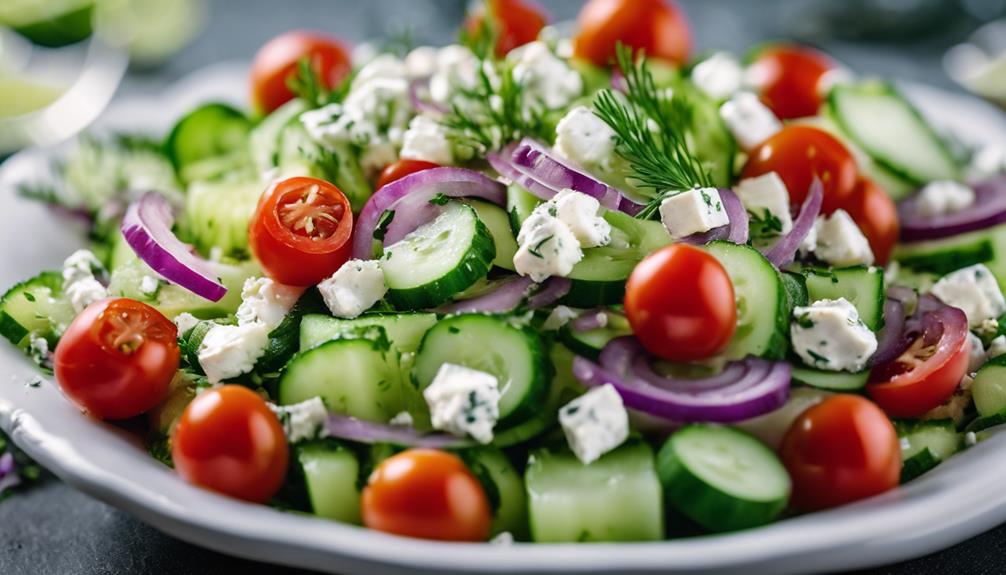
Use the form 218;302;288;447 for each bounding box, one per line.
914;180;975;217
389;411;414;427
235;277;303;332
400;115;454;165
791;298;878;372
404;46;438;79
812;209;875;267
423;363;501;444
547;189;611;248
317;259;388;319
173;312;200;335
197;321;271;384
658;187;730;239
513;212;583;282
62;249;107;313
559;384;630;465
138;275;161;297
554;106;619;177
691;52;744;100
429;45;483;107
542;305;578;331
967;332;987;373
270;397;330;443
719;92;782;151
508;41;583;112
734;172;793;234
931;264;1006;328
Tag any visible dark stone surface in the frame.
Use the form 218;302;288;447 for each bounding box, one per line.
3;1;1003;573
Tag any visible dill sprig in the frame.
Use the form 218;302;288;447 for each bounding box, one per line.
458;0;499;60
286;57;354;110
592;43;713;219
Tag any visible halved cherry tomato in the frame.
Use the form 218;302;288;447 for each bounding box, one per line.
748;44;835;120
624;244;737;362
250;31;351;115
464;0;547;57
172;385;288;503
54;298;178;420
249;176;353;286
868;308;970;418
742;125;859;215
376;159;440;190
842;177;899;265
573;0;692;67
780;395;901;512
362;449;492;541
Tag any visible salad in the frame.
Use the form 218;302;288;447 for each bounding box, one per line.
4;0;1006;544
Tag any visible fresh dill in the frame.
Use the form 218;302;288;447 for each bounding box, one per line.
458;0;498;60
592;43;713;220
286;57;354;110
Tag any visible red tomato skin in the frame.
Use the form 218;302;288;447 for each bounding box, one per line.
172;385;288;503
843;178;899;265
749;44;835;120
250;31;351;115
742;125;859;215
868;332;971;418
376;159;440;190
54;298;179;420
362;449;492;542
780;395;901;512
573;0;692;67
465;0;548;57
624;244;737;362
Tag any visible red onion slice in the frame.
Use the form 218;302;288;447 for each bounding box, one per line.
407;78;448;115
599;337;760;393
678;188;750;246
869;298;909;367
760;178;823;268
870;304;969;385
571;308;611;332
511;139;626;211
0;452;19;495
120;192;227;302
324;413;473;449
353;167;506;259
436;276;534;314
899;174;1006;242
526;277;572;308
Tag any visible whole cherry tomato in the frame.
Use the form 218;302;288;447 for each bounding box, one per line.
464;0;547;57
842;177;899;265
748;44;836;120
573;0;692;67
250;31;351;115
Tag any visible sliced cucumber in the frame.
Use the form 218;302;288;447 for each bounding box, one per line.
972;354;1006;418
895;223;1006;291
299;313;437;353
381;202;495;310
657;424;790;532
277;122;372;213
413;314;550;429
164;102;253;183
791;366;869;391
506;183;540;235
676;80;735;187
780;271;809;311
558;310;632;360
525;441;664;542
250;99;306;173
0;271;75;351
492;344;576;447
297;441;362;524
705;241;789;360
278;329;406;422
803;266;885;330
461;447;528;538
256;290;327;374
466;199;518;271
827;81;959;185
896;419;960;483
180;178;264;257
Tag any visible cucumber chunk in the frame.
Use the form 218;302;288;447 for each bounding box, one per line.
791;366;869;391
277;122;372;213
250;99;306;173
895;223;1006;291
180;178;264;257
506;183;540;235
972;354;1006;418
297;441;362;524
413;314;550;429
299;313;437;353
525;442;664;542
657;424;790;532
558;310;632;360
705;241;789;360
895;419;961;483
803;266;885;330
163;102;253;183
466;199;518;271
0;271;75;351
381;203;495;310
461;447;528;538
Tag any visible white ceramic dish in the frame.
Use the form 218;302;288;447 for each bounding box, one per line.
2;63;1006;575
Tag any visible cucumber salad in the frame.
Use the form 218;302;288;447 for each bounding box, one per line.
6;0;1006;543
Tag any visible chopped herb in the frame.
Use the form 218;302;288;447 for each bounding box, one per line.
22;292;35;303
374;209;395;242
286;57;354;110
806;349;829;365
527;234;554;259
795;314;815;329
429;193;450;206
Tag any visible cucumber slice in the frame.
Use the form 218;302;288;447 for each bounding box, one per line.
791;366;869;391
164;103;253;183
278;329;406;422
299;313;437;353
461;447;528;538
381;203;495;310
803;266;885;330
676;80;735;187
972;354;1006;418
506;184;540;235
557;310;632;360
895;419;961;483
180;178;264;257
895;223;1006;291
250;99;306;172
705;241;789;360
0;271;75;351
0;0;94;47
526;441;664;542
256;290;327;374
297;441;362;524
413;314;550;429
827;81;960;185
657;424;790;532
466;199;518;271
277;122;372;213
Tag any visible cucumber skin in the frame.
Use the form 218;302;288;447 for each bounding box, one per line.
296;441;362;524
971;354;1006;418
0;271;70;350
163;102;252;178
657;425;789;532
803;266;885;331
460;447;529;539
895;419;961;483
791;367;869;391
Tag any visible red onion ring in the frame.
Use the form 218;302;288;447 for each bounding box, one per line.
526;277;572;308
869;304;969;392
870;298;909;367
760;178;823;268
120;192;227;302
678;188;750;246
435;276;534;314
324;413;473;449
899;174;1006;242
570;308;610;332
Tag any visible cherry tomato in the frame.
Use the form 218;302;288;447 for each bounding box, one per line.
868;312;970;418
250;31;351;115
54;298;178;420
624;244;737;362
573;0;692;67
172;385;288;503
748;44;835;120
464;0;547;57
362;449;491;541
376;159;440;190
780;395;901;512
742;125;859;215
842;178;899;265
249;176;353;286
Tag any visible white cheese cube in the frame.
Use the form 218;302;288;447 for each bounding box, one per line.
139;275;161;297
269;397;330;443
987;335;1006;361
404;46;439;79
545;189;612;248
65;277;107;313
513;213;583;282
734;172;794;234
173;312;200;335
719;92;782;151
508;41;583;111
791;298;878;372
558;384;630;464
814;209;874;267
62;249;104;284
317;259;388;319
931;264;1006;328
400;115;454;165
198;322;271;384
423;363;500;444
389;411;414;427
691;52;744;100
658;187;730;239
967;332;987;373
235;277;303;331
554;106;619;176
914;180;975;217
352;53;408;89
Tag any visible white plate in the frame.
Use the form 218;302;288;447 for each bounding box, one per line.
2;64;1006;575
